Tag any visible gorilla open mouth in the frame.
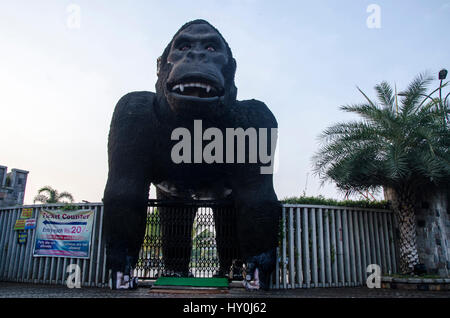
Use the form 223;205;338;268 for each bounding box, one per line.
167;76;224;99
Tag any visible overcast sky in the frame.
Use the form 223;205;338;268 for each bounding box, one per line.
1;0;449;204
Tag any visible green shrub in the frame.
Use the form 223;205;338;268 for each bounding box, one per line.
281;195;390;210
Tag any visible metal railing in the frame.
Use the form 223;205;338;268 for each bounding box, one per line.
276;205;398;288
0;203;108;287
0;202;397;288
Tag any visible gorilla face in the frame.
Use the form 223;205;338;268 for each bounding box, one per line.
167;23;228;100
157;21;237;119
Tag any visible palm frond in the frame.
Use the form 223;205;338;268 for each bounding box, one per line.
399;72;433;116
33;194;48;204
37;186;58;203
58;191;74;203
356;86;377;108
37;186;55;194
35;186;74;204
419;81;449;107
375;81;394;110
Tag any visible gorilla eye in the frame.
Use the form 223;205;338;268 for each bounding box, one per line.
179;44;191;51
206;46;216;52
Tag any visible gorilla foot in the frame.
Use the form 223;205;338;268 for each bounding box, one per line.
243;268;260;290
244;248;276;291
109;271;139;290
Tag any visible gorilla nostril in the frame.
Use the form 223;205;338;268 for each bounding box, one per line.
186;51;206;61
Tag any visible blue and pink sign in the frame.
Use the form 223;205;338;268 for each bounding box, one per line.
33;209;94;258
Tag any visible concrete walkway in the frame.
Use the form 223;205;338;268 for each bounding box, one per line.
1;282;449;298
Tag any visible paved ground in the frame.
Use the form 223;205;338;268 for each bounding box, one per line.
1;281;449;298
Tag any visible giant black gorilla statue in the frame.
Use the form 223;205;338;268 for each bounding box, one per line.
103;19;281;290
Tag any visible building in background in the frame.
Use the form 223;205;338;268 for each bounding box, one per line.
0;165;29;207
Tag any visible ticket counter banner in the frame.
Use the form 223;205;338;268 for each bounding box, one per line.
33;209;94;258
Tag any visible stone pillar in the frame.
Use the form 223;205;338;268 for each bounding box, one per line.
415;189;450;277
384;186;450;277
0;165;6;187
0;166;8;206
10;169;29;206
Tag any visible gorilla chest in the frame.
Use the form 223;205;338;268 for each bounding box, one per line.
153;156;232;199
155;179;232;200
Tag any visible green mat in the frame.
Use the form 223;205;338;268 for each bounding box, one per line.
153;277;229;288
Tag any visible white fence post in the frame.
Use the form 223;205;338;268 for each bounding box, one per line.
324;209;332;287
282;206;287;289
347;209;357;286
358;210;367;284
317;208;325;287
288;207;295;289
353;210;362;285
388;213;398;273
295;207;303;288
302;207;310;288
310;208;318;287
330;209;338;286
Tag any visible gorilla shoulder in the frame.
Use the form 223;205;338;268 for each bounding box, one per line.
235;99;278;129
112;91;156;121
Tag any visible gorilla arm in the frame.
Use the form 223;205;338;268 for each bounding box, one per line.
103;92;155;275
232;172;281;257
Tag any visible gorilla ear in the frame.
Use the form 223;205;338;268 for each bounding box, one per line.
230;57;237;75
156;56;162;76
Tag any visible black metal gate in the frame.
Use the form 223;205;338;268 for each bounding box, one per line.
134;200;241;279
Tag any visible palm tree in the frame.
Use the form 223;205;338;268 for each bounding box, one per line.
33;186;75;204
313;73;450;274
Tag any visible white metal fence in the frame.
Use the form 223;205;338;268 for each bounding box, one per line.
275;205;398;289
0;203;397;289
0;203;108;287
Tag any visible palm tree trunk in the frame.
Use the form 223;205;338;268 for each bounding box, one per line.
391;186;420;274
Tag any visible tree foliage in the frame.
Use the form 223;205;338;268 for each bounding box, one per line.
282;195;390;209
33;186;75;204
313;73;450;195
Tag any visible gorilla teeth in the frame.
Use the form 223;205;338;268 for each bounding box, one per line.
172;82;213;94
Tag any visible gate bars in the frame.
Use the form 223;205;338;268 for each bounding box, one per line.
133;200;239;279
0;203;397;288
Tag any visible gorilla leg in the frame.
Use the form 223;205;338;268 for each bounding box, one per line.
232;177;281;290
103;176;150;289
157;189;197;276
159;206;197;276
103;91;155;289
212;206;241;277
236;201;279;290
